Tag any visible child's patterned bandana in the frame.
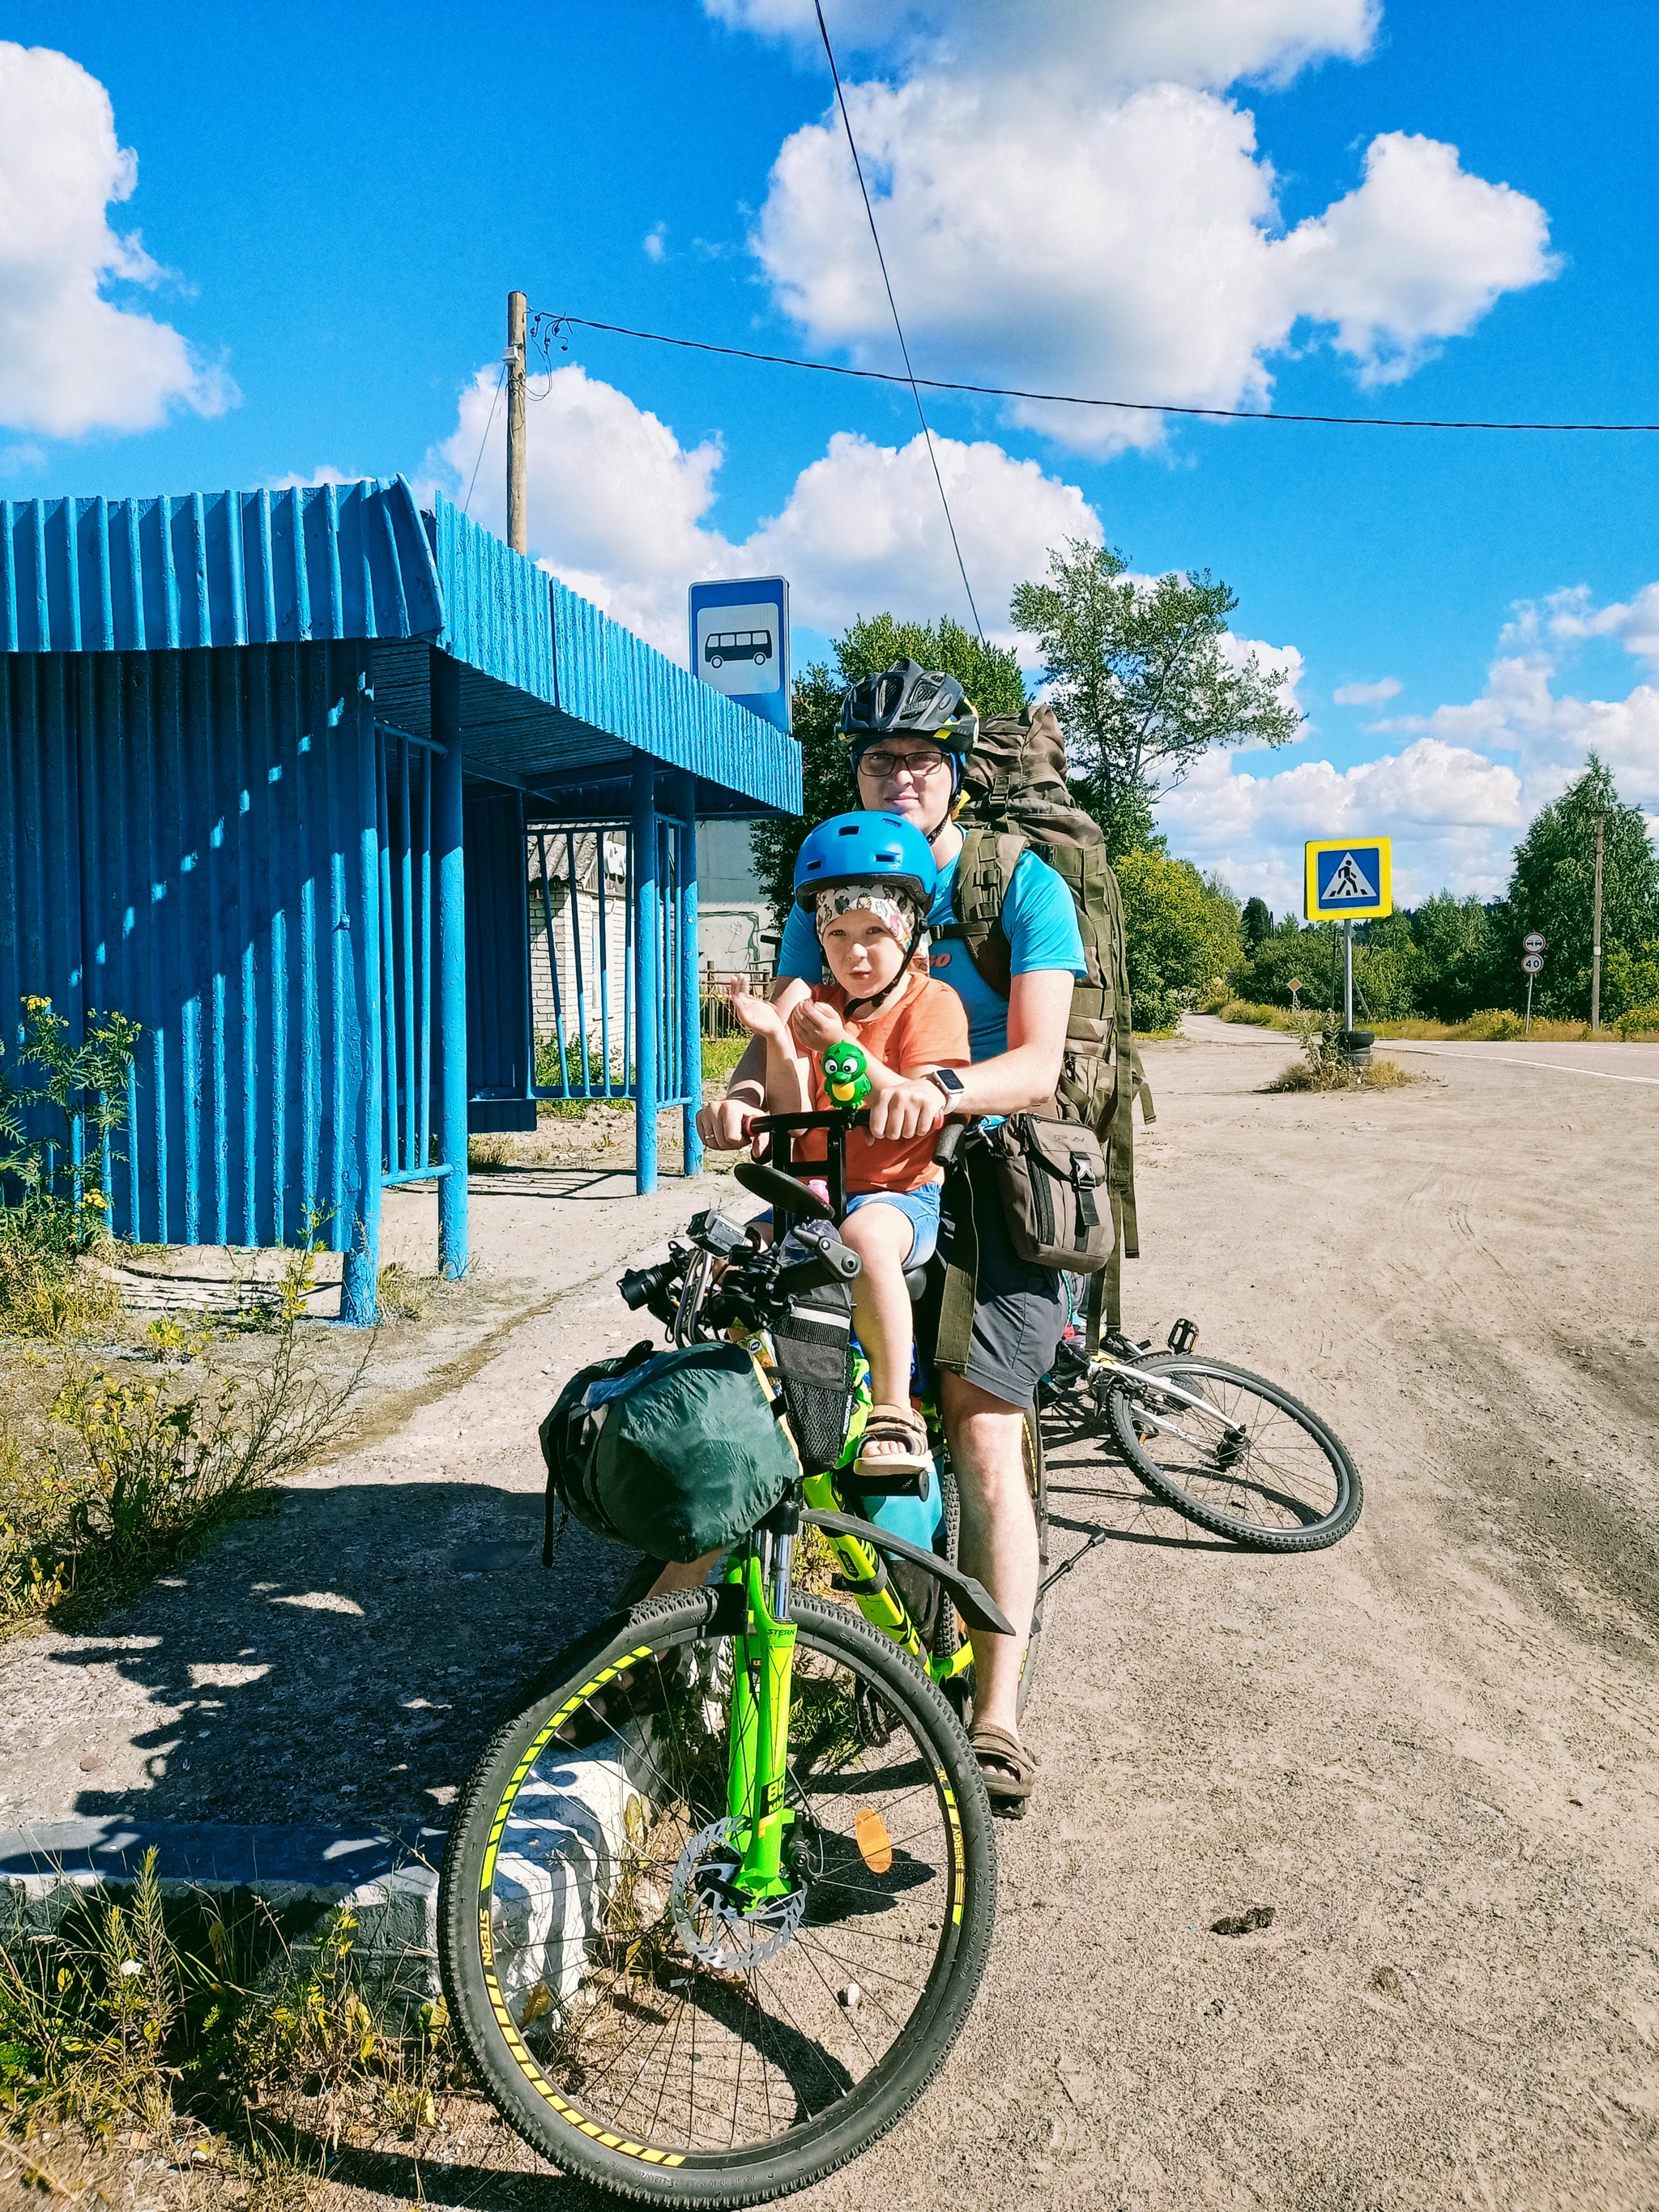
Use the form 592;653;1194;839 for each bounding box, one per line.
813;881;923;951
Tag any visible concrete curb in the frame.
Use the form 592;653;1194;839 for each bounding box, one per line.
0;1818;447;2013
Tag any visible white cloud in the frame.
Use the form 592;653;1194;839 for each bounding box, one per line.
643;223;667;262
265;464;365;491
1537;582;1659;670
1275;132;1558;385
1333;676;1401;705
1159;737;1524;906
732;6;1552;454
704;0;1378;92
0;42;233;437
425;360;1101;658
1164;584;1659;905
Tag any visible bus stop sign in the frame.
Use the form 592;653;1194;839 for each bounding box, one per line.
689;576;791;735
1305;837;1392;920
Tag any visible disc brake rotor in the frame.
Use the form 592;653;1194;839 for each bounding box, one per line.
669;1815;806;1970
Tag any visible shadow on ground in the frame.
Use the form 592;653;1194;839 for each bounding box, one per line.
52;1484;632;1832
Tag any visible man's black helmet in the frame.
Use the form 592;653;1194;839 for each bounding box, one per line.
836;658;979;752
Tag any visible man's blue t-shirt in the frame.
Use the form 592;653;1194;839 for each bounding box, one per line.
776;847;1085;1062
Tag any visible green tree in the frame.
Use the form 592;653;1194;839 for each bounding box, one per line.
748;615;1025;920
1407;893;1501;1022
1241;895;1273;953
1009;539;1302;859
1498;753;1659;1018
1116;851;1242;1032
1229;925;1337;1011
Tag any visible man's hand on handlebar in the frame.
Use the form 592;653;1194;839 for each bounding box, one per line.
866;1075;949;1143
694;1089;764;1151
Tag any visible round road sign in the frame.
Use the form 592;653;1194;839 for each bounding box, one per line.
1523;931;1546;953
1521;953;1544;974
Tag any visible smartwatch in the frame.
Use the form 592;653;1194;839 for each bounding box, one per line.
927;1067;966;1102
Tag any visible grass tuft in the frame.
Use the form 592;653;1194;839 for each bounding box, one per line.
0;1252;365;1632
1;1853;458;2187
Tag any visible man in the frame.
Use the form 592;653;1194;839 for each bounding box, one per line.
697;661;1084;1812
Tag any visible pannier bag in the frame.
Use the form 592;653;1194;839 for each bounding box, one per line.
539;1341;800;1565
979;1115;1111;1274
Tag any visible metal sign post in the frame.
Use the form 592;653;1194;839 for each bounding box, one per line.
1522;933;1546;1034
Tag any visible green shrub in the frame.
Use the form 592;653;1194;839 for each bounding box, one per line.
1614;1001;1659;1038
0;996;140;1338
1116;848;1242;1034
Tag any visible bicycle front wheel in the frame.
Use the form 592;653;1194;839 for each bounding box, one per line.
439;1588;996;2207
1104;1355;1361;1552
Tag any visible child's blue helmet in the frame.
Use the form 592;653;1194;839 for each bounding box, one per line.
791;812;937;911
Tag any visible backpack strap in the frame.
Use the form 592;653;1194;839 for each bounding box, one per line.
932;824;1031;1001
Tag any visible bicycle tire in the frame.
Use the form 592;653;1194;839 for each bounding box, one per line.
1104;1355;1361;1552
438;1588;996;2207
932;1412;1047;1723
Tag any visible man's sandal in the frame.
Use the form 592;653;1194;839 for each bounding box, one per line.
969;1722;1038;1819
855;1402;932;1481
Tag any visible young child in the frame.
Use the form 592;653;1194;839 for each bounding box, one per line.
729;812;969;1478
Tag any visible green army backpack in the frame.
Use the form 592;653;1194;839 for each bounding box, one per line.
935;702;1154;1336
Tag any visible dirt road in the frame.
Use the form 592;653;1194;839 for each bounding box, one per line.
6;1021;1659;2210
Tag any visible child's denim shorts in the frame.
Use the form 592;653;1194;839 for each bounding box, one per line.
842;1183;941;1265
760;1181;941;1266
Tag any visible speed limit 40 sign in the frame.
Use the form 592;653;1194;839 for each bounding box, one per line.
1522;953;1544;974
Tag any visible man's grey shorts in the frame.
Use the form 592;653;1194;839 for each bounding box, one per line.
919;1144;1067;1411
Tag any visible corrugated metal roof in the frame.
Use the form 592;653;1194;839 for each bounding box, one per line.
426;493;800;816
0;479;442;654
0;476;800;816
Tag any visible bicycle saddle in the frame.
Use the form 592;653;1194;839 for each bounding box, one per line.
904;1265;929;1302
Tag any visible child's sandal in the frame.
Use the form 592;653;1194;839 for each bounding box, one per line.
855;1402;932;1481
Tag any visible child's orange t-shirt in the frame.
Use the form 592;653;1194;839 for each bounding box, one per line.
796;973;970;1192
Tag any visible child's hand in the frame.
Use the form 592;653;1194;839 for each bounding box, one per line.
727;982;784;1040
790;999;845;1052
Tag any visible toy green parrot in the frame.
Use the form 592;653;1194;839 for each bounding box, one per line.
821;1039;872;1110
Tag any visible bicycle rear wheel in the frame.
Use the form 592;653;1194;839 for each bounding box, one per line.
439;1588;996;2207
1104;1355;1361;1552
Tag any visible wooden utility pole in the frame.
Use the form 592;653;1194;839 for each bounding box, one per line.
506;291;527;554
1590;813;1606;1033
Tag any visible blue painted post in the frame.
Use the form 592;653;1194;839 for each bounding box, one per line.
432;650;469;1276
632;753;659;1195
340;669;383;1325
674;773;703;1178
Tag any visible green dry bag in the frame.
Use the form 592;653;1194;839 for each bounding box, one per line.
539;1341;800;1565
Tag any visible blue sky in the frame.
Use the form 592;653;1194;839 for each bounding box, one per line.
2;0;1655;910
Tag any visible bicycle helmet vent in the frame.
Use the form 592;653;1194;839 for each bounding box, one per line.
836;658;979;749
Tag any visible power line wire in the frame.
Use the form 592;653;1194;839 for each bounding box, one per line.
812;0;985;640
533;310;1659;435
462;361;507;517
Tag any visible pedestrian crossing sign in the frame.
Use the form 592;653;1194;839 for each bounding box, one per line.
1304;837;1392;919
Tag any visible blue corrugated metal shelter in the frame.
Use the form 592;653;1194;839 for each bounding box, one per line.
0;477;799;1322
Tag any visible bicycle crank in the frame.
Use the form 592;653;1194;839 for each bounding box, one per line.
669;1815;807;1970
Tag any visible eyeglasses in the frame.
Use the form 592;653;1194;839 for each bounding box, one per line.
858;748;949;782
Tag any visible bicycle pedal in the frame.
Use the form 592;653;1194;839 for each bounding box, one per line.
1167;1317;1200;1356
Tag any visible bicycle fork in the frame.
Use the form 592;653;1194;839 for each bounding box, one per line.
724;1544;798;1900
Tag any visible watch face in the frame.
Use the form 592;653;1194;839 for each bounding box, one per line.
931;1067;964;1096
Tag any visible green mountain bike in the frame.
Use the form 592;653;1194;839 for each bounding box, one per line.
438;1110;1030;2206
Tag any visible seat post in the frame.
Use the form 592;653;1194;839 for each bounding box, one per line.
825;1120;847;1224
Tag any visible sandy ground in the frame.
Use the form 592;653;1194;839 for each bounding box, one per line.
5;1025;1659;2210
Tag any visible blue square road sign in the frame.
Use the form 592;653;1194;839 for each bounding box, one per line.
689;576;791;735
